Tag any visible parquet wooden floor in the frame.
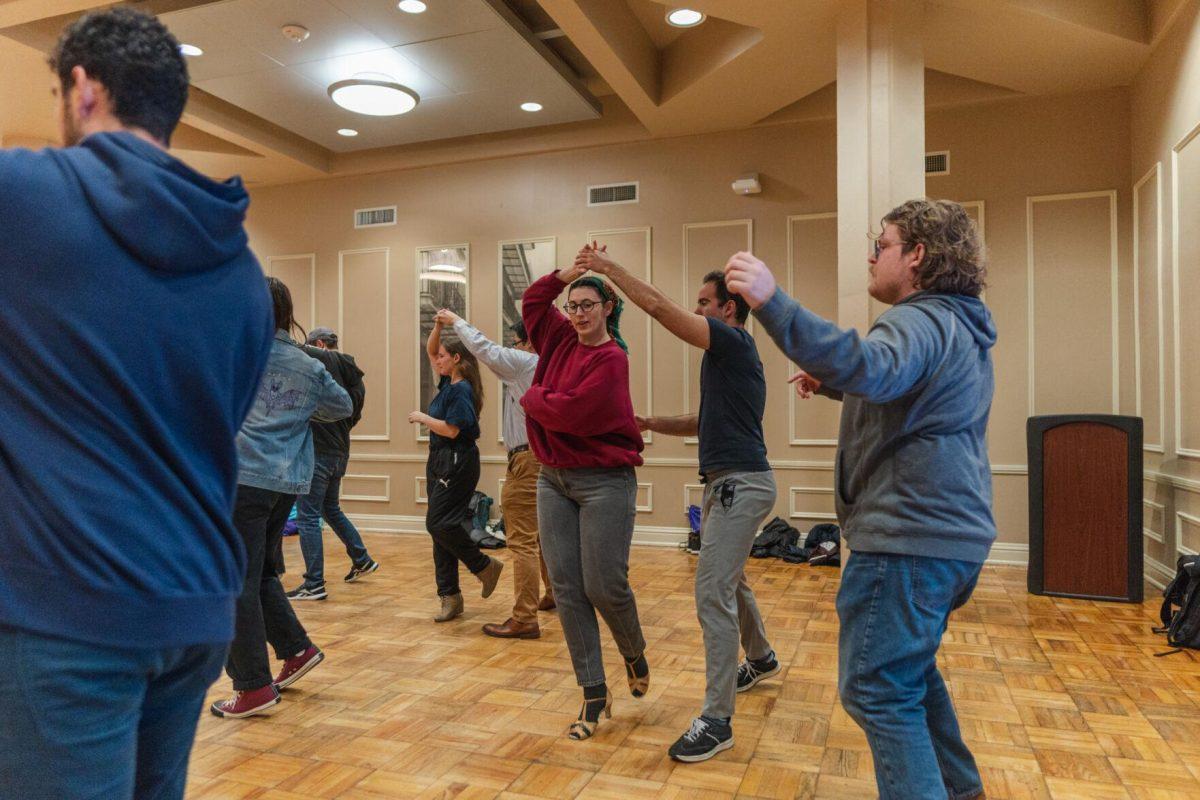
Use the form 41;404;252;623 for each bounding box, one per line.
186;533;1200;799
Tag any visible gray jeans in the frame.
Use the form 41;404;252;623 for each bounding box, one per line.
697;470;777;719
538;466;645;687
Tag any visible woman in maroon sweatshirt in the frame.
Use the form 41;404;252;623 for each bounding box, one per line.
521;265;648;740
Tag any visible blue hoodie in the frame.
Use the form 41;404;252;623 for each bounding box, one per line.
755;288;998;563
0;132;272;648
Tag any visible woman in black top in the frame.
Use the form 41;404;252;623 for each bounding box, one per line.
408;314;503;622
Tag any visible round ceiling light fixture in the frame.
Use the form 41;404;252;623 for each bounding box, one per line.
280;24;310;43
328;74;419;116
520;101;543;112
665;8;706;27
179;43;203;57
337;128;359;137
398;0;428;13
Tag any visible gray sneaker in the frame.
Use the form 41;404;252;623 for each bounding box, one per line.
286;584;327;601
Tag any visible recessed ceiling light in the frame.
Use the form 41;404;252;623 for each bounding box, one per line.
666;8;706;27
398;0;427;13
328;77;419;116
337;128;359;137
179;43;203;57
520;102;543;112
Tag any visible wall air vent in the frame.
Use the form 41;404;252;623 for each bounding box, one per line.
354;206;397;228
925;151;950;176
588;182;639;207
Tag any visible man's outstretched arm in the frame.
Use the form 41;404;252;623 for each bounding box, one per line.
575;243;711;350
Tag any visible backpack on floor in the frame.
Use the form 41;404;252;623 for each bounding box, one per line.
751;517;799;558
467;491;505;549
1155;555;1200;655
680;504;702;555
802;523;841;567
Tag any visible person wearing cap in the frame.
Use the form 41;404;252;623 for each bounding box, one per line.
434;308;555;638
285;326;378;601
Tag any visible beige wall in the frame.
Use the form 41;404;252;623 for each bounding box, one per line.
1130;1;1200;581
245;82;1141;562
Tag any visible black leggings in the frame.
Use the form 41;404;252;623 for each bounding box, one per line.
426;443;488;596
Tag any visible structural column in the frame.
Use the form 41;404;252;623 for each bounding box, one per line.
836;0;926;332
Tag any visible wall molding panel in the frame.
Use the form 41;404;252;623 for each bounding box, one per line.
1025;190;1119;417
339;247;391;442
1133;163;1166;452
342;474;391;503
266;253;317;330
681;219;753;444
586;226;654;443
1172;119;1200;457
1176;510;1200;557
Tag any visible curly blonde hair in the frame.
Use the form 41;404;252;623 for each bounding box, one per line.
883;199;986;297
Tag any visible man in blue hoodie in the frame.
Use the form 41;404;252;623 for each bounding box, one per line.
725;199;995;800
0;9;272;799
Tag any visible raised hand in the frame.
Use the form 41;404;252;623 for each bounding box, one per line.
634;414;651;432
574;241;615;275
434;308;461;326
723;251;777;309
557;262;588;283
788;368;822;399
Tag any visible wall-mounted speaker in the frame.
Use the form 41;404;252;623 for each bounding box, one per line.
1027;415;1143;603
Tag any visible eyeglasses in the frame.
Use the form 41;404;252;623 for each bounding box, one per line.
563;299;604;315
872;238;910;259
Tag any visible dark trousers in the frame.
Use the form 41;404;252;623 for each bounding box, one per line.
226;484;312;691
0;624;225;800
426;444;488;596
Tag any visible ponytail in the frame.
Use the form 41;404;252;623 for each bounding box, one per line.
570;276;628;353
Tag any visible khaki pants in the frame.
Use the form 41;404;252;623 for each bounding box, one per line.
503;449;550;623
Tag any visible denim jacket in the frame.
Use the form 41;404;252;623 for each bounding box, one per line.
237;330;352;494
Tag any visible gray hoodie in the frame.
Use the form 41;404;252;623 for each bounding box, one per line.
755;288;998;563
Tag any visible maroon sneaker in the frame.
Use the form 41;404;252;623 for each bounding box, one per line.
273;645;324;690
209;684;280;718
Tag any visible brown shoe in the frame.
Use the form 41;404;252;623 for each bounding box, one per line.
434;593;463;623
537;595;556;611
482;617;541;639
477;557;503;599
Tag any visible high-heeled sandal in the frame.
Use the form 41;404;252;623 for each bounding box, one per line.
567;688;613;740
624;653;649;698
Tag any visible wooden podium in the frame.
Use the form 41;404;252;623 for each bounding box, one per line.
1027;415;1143;603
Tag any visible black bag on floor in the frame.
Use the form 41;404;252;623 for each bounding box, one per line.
751;517;799;558
802;523;841;567
1155;555;1200;654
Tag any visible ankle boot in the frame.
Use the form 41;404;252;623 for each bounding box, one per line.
434;592;463;622
477;557;503;599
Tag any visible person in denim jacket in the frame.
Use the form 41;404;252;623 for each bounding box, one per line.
211;277;353;719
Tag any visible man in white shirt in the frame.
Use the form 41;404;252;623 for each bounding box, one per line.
435;309;554;638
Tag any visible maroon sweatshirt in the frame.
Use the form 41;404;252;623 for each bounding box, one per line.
520;271;644;469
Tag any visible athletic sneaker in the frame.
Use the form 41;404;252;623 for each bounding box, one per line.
210;684;280;718
344;558;379;583
273;645;324;690
736;652;781;692
286;584;327;601
668;716;733;762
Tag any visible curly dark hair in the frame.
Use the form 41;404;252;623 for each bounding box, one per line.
882;199;987;297
48;8;189;144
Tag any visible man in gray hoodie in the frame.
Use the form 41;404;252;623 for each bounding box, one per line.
725;199;995;800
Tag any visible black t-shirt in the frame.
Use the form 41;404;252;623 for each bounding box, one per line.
429;374;480;447
697;317;770;476
303;346;365;457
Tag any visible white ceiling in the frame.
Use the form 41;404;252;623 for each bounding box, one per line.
158;0;601;152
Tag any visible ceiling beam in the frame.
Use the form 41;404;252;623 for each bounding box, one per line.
937;0;1149;44
183;87;331;174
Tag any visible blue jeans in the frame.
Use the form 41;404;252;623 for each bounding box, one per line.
0;624;225;800
836;552;984;800
296;451;370;587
